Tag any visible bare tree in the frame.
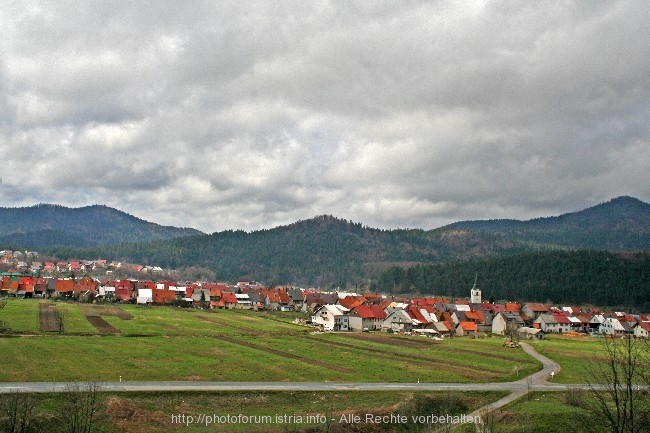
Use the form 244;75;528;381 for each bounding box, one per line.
582;336;649;433
59;381;101;433
0;391;39;433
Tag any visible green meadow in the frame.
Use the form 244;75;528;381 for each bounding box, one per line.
0;299;539;383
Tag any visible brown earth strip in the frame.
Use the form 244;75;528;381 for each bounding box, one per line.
215;335;352;374
307;335;502;380
39;303;62;332
0;301;6;309
86;315;121;334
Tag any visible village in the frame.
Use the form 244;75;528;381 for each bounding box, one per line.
1;251;650;340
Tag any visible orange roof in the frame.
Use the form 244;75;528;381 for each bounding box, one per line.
505;303;521;312
459;321;478;331
55;279;75;292
153;289;176;304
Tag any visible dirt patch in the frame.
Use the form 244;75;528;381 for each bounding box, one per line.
0;301;6;309
105;396;169;433
78;304;133;319
216;335;352;373
39;303;62;332
86;315;120;334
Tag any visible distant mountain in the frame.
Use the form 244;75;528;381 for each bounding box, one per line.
0;204;204;248
439;196;650;250
5;197;650;293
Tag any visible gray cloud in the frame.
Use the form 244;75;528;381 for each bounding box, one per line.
1;1;648;232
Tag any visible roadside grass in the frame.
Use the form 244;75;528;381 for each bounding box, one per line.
0;298;40;332
318;334;540;382
526;336;605;383
0;390;506;433
453;391;595;433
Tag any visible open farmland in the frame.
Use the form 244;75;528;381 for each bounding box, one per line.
0;300;540;383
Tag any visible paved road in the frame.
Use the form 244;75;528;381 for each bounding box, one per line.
0;380;593;394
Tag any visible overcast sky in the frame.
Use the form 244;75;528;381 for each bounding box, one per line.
1;1;648;233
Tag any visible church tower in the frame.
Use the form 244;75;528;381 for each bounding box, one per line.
470;274;481;304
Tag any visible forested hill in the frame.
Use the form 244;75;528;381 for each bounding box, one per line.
0;204;203;247
59;215;529;286
439;196;650;250
373;250;650;311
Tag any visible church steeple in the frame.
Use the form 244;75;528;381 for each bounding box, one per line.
470;273;481;304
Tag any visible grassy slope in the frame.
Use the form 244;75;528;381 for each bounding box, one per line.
0;300;538;383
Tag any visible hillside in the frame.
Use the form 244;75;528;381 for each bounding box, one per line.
0;204;203;247
440;196;650;250
59;215;529;286
3;197;650;291
374;250;650;310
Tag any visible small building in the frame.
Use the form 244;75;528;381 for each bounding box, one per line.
455;321;478;337
633;322;650;339
312;305;350;331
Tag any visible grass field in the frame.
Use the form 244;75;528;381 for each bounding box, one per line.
0;299;540;383
525;336;609;383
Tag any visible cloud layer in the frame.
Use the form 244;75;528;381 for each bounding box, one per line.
1;1;649;232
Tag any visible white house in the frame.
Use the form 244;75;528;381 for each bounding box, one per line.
136;288;153;304
534;314;571;334
599;317;626;336
383;310;415;332
312;305;349;331
633;322;650;339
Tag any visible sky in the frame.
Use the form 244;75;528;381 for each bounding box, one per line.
1;1;649;233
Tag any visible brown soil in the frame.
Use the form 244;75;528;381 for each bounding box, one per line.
39;303;62;332
104;396;169;433
86;315;120;334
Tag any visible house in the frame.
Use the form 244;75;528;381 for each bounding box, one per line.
589;314;605;334
521;303;550;322
518;327;545;340
348;305;387;331
311;305;350;331
137;288;153;304
219;292;239;309
152;288;176;305
383;310;415;333
491;312;525;335
456;321;478;337
535;313;571;334
432;321;451;337
599;317;626;336
633;322;650;339
287;288;305;310
235;293;252;309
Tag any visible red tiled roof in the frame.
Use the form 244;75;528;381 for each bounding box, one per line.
221;292;238;304
505;303;522;312
525;303;549;312
459;321;478;331
552;313;572;325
